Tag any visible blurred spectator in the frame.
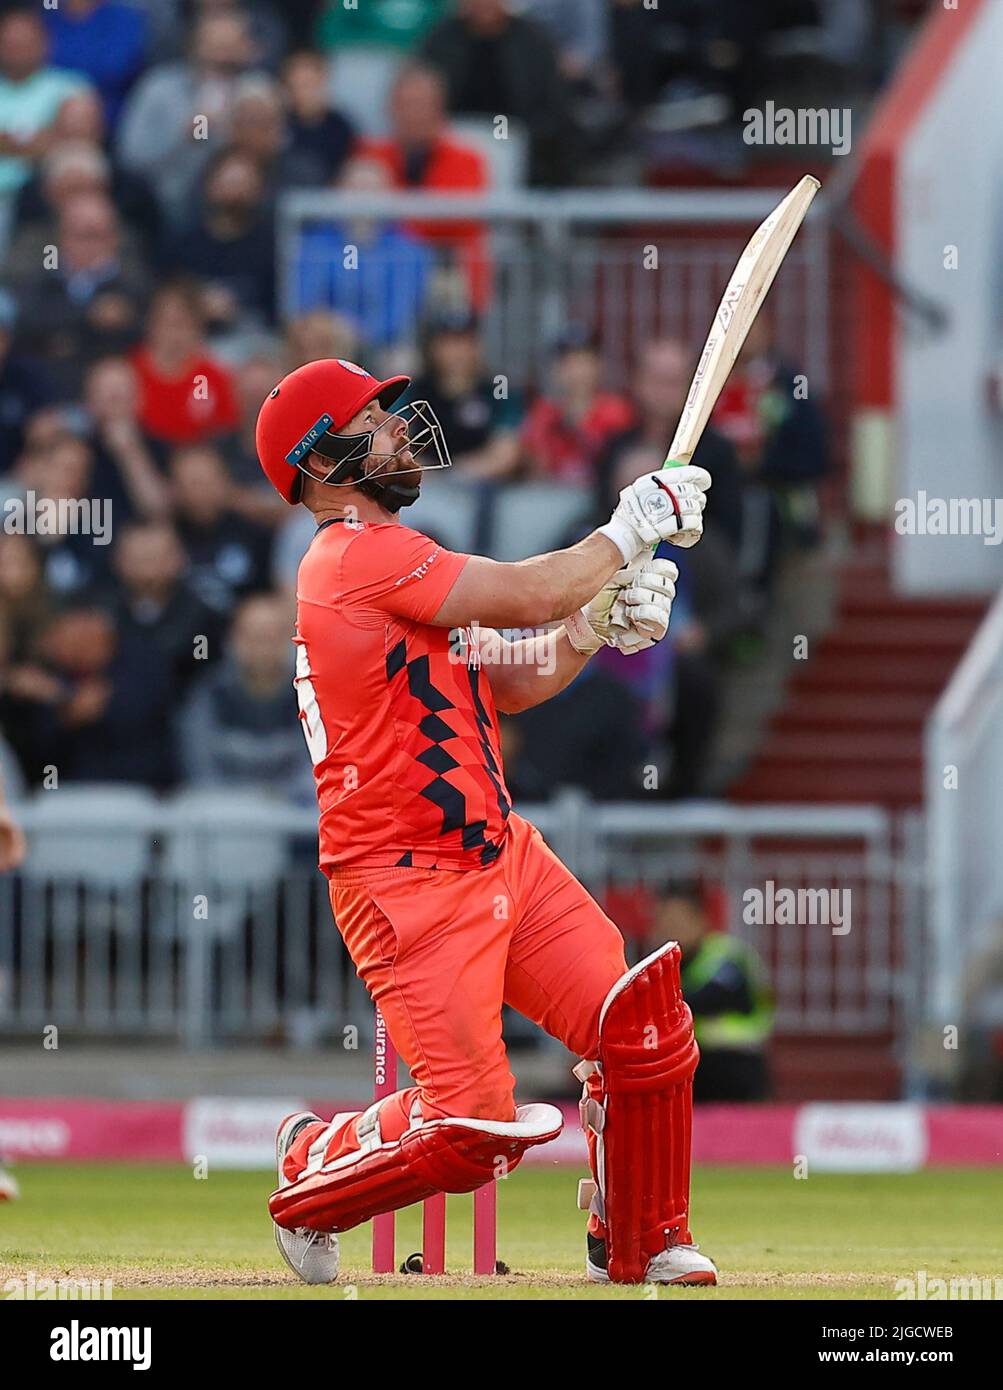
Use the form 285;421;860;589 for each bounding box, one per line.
166;149;276;332
410;309;523;480
11;89;162;254
9;190;149;398
608;0;742;128
501;662;649;801
3;602;175;787
284;308;359;372
49;86;105;142
597;338;745;555
295;157;434;349
219;352;290;526
169;443;273;614
0;288;53;474
0;9;91;249
107;519;225;691
282;49;354;185
596;438;742;798
14;404;76;464
0;755;26;873
179;591;302;795
271;504;316;595
521;328;634;485
713;316;830;561
226;74;325;196
656;880;773;1101
15;429;115;596
522;0;610;88
131;280;239;445
0;534;53;664
316;0;447;53
43;0;149;129
10;88;161;255
420;0;576;185
314;0;450;134
7;141;151;281
259;0;315;55
117;10;259;226
160;0;290;74
357;65;489;309
82;355;170;521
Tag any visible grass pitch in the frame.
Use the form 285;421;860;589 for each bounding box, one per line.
2;1164;1001;1300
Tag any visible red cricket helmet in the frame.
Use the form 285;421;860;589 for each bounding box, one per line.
255;358;410;504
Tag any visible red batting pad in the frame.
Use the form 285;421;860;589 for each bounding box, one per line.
269;1105;561;1234
587;942;699;1283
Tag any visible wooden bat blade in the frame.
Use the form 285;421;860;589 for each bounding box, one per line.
666;173;820;467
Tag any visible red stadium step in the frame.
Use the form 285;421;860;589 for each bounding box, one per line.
813;618;976;650
790;657;951;695
781;693;931;731
838;593;984;625
732;767;923;807
750;733;920;764
730;554;985;807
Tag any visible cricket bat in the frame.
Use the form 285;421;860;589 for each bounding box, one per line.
661;173;821;543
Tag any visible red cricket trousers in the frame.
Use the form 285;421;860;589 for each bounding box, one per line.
283;813;626;1179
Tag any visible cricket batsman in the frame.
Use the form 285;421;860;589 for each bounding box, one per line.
256;357;718;1286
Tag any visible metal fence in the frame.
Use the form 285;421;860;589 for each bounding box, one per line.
0;790;915;1048
926;588;1003;1024
279;188;830;392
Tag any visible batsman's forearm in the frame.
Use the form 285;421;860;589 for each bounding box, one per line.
507;532;624;626
485;629;592;714
435;533;624;631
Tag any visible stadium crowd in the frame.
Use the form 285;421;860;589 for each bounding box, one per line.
0;0;851;807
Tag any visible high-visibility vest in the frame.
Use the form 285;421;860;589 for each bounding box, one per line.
682;933;773;1050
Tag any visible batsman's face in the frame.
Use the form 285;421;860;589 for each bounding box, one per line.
341;401;420;484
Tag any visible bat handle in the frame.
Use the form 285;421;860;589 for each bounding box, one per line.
655;456;701;549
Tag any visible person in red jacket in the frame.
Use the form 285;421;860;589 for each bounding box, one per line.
130;279;238;446
522;328;635;485
356;65;490;309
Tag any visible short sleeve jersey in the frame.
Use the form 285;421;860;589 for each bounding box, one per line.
295;519;512;872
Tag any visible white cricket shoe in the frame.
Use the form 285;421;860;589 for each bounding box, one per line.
0;1167;19;1201
586;1231;717;1285
643;1242;717;1285
273;1111;340;1284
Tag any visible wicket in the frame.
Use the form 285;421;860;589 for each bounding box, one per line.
372;1005;497;1275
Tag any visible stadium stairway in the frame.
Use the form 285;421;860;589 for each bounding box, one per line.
722;550;986;1101
728;556;987;807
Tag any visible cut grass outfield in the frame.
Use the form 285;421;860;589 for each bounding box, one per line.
2;1164;1001;1300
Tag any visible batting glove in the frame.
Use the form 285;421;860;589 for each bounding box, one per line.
598;466;712;563
566;557;678;655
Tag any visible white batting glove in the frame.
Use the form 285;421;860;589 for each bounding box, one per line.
566;557;678;655
598;466;712;562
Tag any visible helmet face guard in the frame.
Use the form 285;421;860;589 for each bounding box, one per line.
285;400;451;512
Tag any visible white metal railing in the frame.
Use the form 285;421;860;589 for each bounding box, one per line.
0;791;906;1046
278;187;830;394
925;587;1003;1022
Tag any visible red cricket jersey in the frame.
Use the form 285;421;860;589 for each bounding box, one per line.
295;518;512;872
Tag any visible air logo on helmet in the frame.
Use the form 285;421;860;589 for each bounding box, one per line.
285;413;335;465
337;360;370;378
